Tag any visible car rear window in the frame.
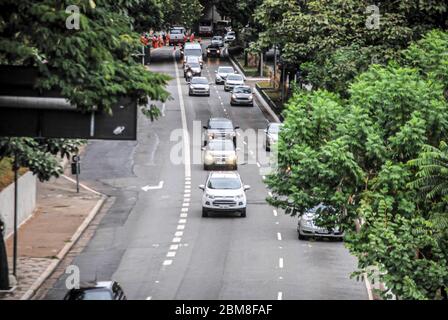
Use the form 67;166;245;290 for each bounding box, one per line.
191;77;208;84
184;49;202;56
170;29;182;34
218;67;234;74
234;87;251;94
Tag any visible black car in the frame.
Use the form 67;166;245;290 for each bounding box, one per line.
206;44;221;58
63;281;127;300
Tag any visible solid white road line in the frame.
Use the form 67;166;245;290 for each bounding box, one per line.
279;258;284;269
173;50;191;178
163;260;173;266
277;232;282;241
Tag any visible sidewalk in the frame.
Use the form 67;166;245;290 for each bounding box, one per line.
0;175;105;300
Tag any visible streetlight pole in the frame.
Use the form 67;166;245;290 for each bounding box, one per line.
12;154;18;278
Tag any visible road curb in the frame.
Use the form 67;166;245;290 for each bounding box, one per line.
253;87;281;123
20;192;107;300
228;54;247;81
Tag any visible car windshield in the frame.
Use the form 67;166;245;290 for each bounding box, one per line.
208;177;241;189
213;37;222;40
227;75;243;81
234;87;251;94
170;29;182;34
208;140;234;151
189;62;200;68
227;32;235;36
209;120;233;129
184;49;202;56
73;289;113;300
191;77;208;84
218;67;234;74
269;123;283;133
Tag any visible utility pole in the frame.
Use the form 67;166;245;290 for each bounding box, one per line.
12;154;18;278
273;45;277;89
260;52;264;77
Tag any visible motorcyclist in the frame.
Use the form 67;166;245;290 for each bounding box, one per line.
185;65;193;82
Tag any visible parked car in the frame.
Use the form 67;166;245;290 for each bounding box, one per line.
199;171;250;217
189;77;210;96
63;281;127;300
224;74;245;92
202;139;238;170
169;27;185;46
206;44;221;58
211;35;224;47
203;117;239;146
297;204;344;240
224;31;236;43
264;122;283;151
230;85;253;106
184;61;202;78
215;66;236;84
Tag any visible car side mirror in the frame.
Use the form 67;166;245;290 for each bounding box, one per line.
203;126;208;130
264;129;268;133
201;146;206;151
236;147;241;151
234;70;238;73
243;185;251;191
234;126;240;130
215;70;218;73
199;184;205;190
209;82;213;85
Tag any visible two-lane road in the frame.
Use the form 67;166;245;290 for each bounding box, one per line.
43;43;368;300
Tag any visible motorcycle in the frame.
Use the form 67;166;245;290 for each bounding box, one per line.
185;69;193;83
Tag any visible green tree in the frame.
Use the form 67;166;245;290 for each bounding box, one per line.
266;30;448;299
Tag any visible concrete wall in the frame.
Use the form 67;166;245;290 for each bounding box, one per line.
0;172;37;239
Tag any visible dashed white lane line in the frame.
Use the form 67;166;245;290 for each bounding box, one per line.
277;232;282;241
175;231;184;237
185;177;191;181
180;213;188;218
185;181;191;185
146;296;152;300
182;203;189;207
167;251;176;258
279;258;284;269
273;209;278;217
170;244;179;250
163;260;173;266
277;292;283;300
275;221;279;225
179;219;187;224
181;208;189;212
256;162;261;168
172;237;181;243
249;150;254;155
243;141;247;145
177;225;185;230
184;194;191;198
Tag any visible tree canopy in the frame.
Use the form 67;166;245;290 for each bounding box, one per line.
266;30;448;299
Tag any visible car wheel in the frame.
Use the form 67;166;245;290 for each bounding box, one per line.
202;208;208;217
240;209;246;218
230;102;234;106
204;164;210;170
233;165;238;170
189;91;192;96
298;232;307;240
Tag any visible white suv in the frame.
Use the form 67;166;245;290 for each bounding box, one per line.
199;172;250;218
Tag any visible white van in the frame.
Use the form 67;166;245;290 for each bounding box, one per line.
183;43;203;67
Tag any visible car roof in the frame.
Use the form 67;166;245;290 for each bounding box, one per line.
191;76;207;81
234;85;251;89
209;171;240;179
78;280;114;290
209;117;232;123
218;66;234;70
184;43;202;49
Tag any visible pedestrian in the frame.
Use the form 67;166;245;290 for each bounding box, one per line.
166;33;170;46
0;217;9;290
190;32;195;43
159;34;164;47
162;33;166;46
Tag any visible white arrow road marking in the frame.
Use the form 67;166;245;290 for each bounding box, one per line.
141;181;164;191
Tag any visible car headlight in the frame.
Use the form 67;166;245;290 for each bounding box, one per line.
235;194;244;200
248;95;253;100
231;94;236;100
207;49;210;53
205;193;215;199
217;50;220;53
303;219;313;227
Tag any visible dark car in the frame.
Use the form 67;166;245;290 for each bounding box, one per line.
206;44;221;58
63;281;127;300
203;117;239;147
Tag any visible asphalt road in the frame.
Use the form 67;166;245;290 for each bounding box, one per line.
44;42;368;300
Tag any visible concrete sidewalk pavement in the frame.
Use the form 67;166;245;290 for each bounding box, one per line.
0;174;105;300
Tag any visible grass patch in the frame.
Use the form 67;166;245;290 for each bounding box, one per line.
0;158;28;192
